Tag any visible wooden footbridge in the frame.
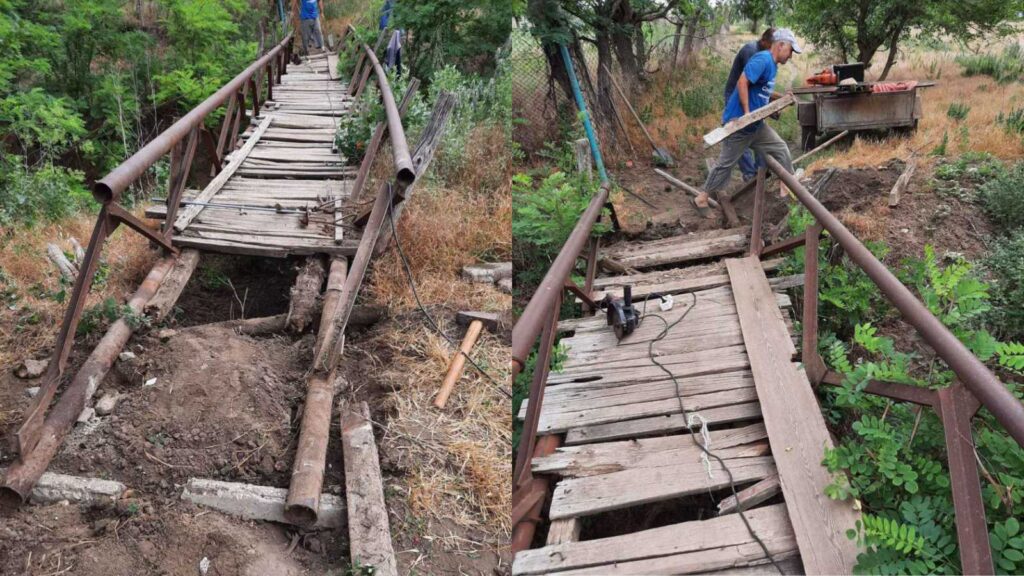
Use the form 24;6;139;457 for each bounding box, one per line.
2;30;455;576
511;154;1024;573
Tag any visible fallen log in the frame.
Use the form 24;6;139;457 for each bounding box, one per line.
47;244;77;282
287;256;327;332
144;249;201;321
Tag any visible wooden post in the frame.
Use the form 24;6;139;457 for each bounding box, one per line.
889;156;917;207
574;138;593;180
749;168;766;257
802;222;826;385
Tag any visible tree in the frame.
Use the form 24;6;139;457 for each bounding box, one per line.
735;0;773;34
789;0;1023;81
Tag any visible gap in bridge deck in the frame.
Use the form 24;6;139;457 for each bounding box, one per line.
171;254;298;326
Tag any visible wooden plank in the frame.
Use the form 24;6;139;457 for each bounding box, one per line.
341;401;398;576
547;519;582;546
601;227;750;269
512;503;796;575
703;94;795;148
888;156;917;207
548;455;776;519
533;423;768;477
173;116;271;232
564;401;763;444
718;473;783;515
726;255;859;574
696;556;804;575
546;346;751;388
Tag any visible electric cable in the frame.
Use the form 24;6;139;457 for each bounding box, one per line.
626;291;785;575
385;191;513;399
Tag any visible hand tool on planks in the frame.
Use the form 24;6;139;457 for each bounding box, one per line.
434;311;500;409
601;63;675;167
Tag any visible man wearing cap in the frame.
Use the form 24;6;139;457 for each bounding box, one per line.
724;27;775;183
694;28;801;215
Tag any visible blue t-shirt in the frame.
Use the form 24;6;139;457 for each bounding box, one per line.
722;50;776;133
299;0;318;20
724;40;759;101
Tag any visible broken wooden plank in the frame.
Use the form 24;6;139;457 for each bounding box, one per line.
547;519;582;546
143;249;201;321
726;255;859;574
564;401;763;445
703;94;795;148
718;473;782;515
601;227;750;269
341;401;397;576
512;503;796;575
889;156;917;207
173;116;272;232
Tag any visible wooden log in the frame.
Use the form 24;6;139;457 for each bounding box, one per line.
597;257;639;276
703;94;795;148
718;473;782;515
287;256;327;332
144;249;201;321
341;401;397;576
47;243;77;281
889;156;917;207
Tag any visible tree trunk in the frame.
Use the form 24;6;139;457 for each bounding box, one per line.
670;21;684;73
878;25;904;81
681;8;703;67
751;18;758;35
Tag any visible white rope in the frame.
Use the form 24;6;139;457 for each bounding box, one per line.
687;412;714;479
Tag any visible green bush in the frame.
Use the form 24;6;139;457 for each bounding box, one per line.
997;107;1024;135
511;171;608;257
0;156;92;228
984;230;1024;340
957;45;1024;84
978;161;1024;231
946;101;970;122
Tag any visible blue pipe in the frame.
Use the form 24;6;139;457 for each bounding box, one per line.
559;44;608;184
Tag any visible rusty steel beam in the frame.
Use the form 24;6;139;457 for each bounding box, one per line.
760;233;807;258
2;255;178;506
765;155;1024;446
936;383;992;574
802;221;826;385
94;34;293;204
820;371;938;407
512;182;609;377
285;371;337;525
513;294;560;493
511;435;561;554
749;168;767;257
359;44;414;189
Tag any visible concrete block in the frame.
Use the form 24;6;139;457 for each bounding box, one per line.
461;262;512;284
182;478;345;529
0;470;127;504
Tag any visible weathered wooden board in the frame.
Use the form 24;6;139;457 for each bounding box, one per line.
512;503;797;575
600;226;750;269
341;402;397;576
726;256;860;574
718;473;783;515
564;401;763;444
703;93;795;147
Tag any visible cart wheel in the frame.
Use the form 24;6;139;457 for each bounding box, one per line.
801;127;817;151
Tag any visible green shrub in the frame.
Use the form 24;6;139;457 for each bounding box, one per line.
978;161;1024;231
511;171;608;256
997;107;1024;135
985;230;1024;340
957;45;1024;84
0;156;92;228
946;101;970;122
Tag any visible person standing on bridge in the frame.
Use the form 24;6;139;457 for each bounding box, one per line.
694;29;801;217
296;0;325;54
723;27;775;183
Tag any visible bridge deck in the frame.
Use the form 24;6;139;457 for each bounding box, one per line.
514;231;860;575
147;54;361;258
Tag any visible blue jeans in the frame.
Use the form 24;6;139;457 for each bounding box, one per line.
739;149;763;182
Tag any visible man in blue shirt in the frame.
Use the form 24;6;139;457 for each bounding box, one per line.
695;28;801;214
297;0;324;54
724;28;775;182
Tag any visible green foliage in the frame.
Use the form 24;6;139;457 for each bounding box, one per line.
335;73;428;166
661;54;729;119
946;101;970;122
511;171;609;256
978;162;1024;232
984;230;1024;340
0;155;91;228
819;245;1024;573
997;107;1024;136
930;130;949;157
393;0;517;79
957;45;1024;84
77;297;149;336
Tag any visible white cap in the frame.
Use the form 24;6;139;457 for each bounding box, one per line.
773;28;802;54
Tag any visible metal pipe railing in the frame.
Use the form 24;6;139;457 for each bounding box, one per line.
94;34;294;204
765;154;1024;446
360;43;415;189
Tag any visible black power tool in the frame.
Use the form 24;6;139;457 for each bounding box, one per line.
602;285;639;340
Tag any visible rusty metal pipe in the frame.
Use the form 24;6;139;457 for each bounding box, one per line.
765;155;1024;446
93;34;293;204
284;371;336;525
511;182;609;377
359;44;415;189
1;255;177;506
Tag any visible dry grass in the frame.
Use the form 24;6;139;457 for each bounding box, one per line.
0;207;158;369
370;320;511;545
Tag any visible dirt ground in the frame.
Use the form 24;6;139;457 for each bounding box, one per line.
0;250;510;575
